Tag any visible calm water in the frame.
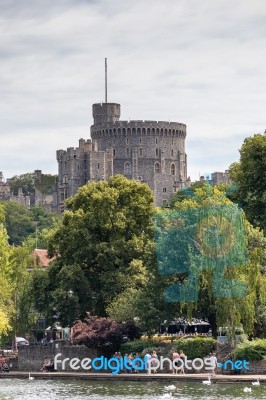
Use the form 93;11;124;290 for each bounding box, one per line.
0;379;264;400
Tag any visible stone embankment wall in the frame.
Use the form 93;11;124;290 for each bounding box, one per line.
12;342;98;372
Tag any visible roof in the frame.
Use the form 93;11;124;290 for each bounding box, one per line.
32;249;54;268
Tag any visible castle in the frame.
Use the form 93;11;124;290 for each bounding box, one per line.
56;102;189;212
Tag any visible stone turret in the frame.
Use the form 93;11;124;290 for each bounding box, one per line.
92;103;121;125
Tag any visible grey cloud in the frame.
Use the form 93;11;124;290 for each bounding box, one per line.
0;0;265;180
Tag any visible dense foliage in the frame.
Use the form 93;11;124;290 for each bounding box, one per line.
0;205;33;340
120;337;217;359
1;130;265;347
229;133;266;233
47;175;155;318
8;173;35;196
71;313;140;354
234;339;266;361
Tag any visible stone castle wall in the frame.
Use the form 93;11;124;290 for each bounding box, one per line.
56;103;189;210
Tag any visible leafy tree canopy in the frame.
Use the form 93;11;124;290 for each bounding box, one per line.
47;175;155;317
229;133;266;233
8;173;35;196
2;201;35;245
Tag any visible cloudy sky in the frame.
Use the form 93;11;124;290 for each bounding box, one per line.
0;0;265;181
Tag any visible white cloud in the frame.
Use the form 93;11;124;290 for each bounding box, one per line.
0;0;265;181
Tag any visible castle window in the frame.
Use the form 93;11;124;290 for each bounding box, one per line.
98;163;100;170
126;148;129;157
155;138;158;144
163;187;167;193
171;164;175;176
139;137;142;144
172;138;174;145
155;162;160;173
156;148;159;157
113;149;116;157
124;162;131;175
139;147;143;157
171;149;174;157
126;138;129;145
77;164;80;170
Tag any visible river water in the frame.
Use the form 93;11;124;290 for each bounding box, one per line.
0;379;264;399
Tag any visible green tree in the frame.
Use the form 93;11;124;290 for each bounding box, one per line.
8;173;35;196
169;184;266;337
2;201;35;245
0;203;36;339
0;223;14;337
229;133;266;232
47;175;155;318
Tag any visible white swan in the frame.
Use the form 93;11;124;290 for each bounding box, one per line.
252;377;260;386
243;387;251;392
29;372;34;380
202;375;211;385
164;385;176;391
161;394;172;399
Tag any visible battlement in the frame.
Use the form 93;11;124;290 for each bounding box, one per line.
91;119;186;139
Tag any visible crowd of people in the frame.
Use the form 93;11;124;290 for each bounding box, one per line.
112;349;217;375
112;349;188;374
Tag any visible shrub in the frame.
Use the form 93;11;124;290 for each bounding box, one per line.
120;339;159;354
120;337;216;359
170;337;217;359
234;339;266;361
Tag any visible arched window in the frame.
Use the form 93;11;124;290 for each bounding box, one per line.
171;149;174;157
139;147;143;156
171;164;175;176
156;148;159;157
124;162;131;175
126;148;130;157
155;162;160;173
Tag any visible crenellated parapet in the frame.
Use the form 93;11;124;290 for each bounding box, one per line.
91;120;186;139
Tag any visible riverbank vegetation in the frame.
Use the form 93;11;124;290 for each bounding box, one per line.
0;133;265;353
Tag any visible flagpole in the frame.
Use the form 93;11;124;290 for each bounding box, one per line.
105;58;107;103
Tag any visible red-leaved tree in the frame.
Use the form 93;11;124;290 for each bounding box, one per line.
71;313;123;354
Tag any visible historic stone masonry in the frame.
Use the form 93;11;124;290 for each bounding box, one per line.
56;102;189;211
